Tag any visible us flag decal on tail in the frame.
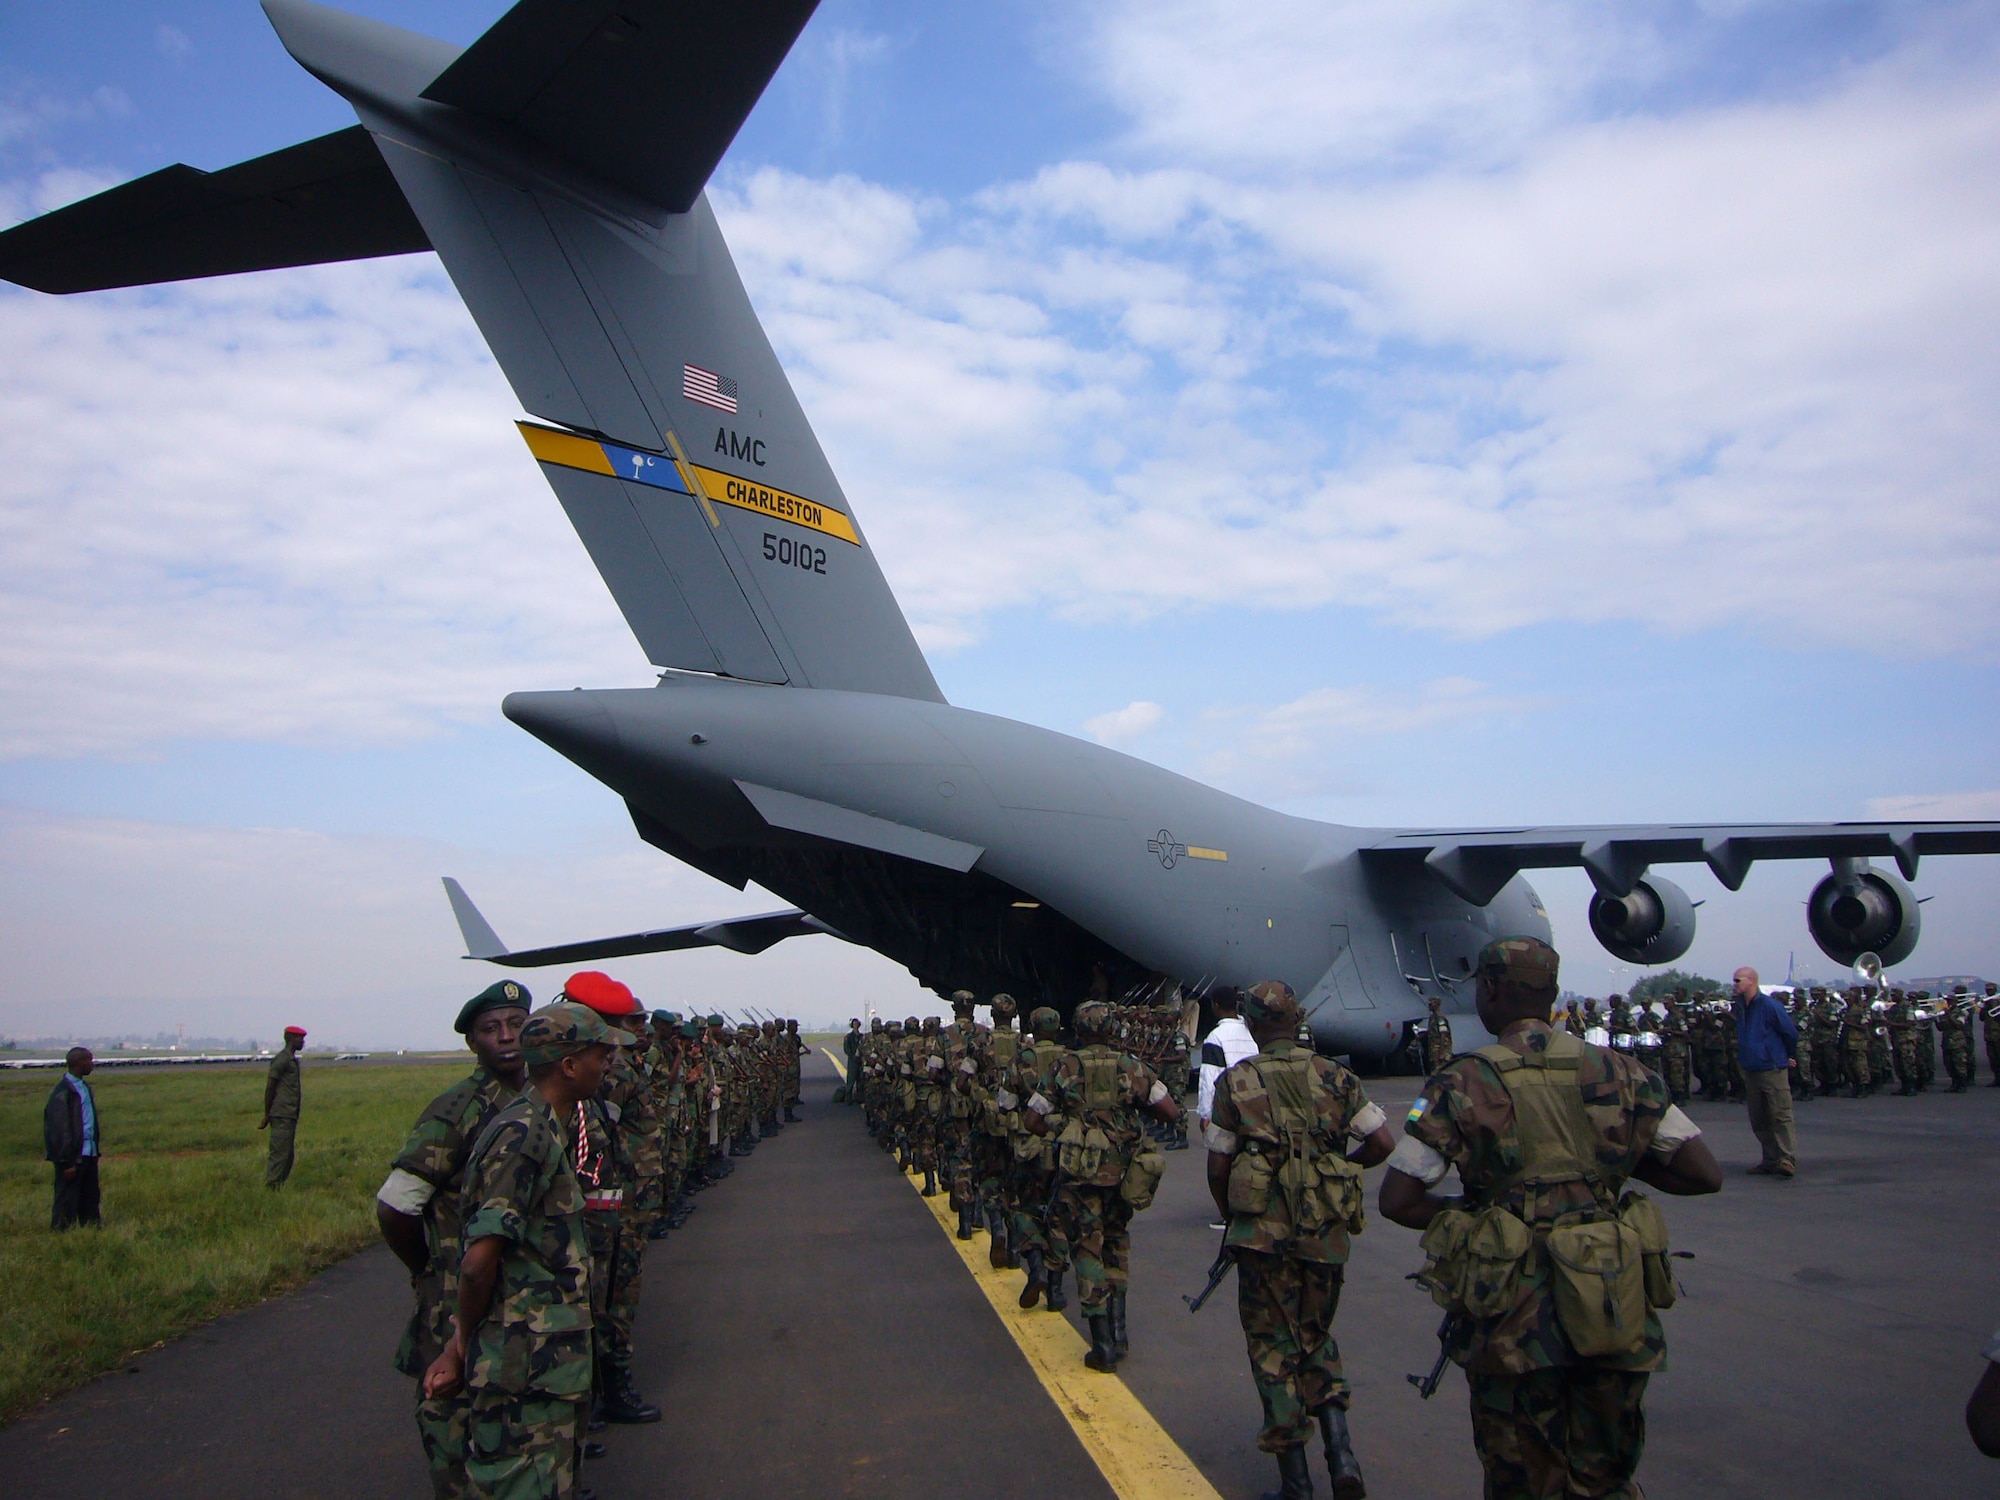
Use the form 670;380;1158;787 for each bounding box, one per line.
683;363;739;413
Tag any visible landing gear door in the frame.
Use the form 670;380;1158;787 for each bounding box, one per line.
1325;924;1376;1010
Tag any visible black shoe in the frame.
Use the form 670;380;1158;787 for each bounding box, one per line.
923;1169;940;1197
986;1208;1014;1269
1317;1406;1365;1500
599;1361;662;1424
586;1408;606;1433
582;1441;608;1460
956;1202;976;1240
1044;1265;1069;1312
1018;1249;1046;1309
1083;1312;1120;1372
1109;1288;1129;1356
784;1107;801;1122
1258;1445;1314;1500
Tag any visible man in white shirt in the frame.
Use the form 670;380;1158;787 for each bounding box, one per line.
1196;988;1259;1227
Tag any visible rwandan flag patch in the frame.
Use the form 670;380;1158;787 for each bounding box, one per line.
1406;1097;1429;1124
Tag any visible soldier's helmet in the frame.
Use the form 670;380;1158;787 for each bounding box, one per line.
1028;1005;1062;1035
950;989;976;1012
921;1014;940;1031
904;1016;922;1030
1242;980;1301;1028
1073;1000;1114;1037
989;992;1018;1015
870;1017;885;1031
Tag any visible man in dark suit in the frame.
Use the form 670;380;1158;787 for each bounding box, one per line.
44;1047;102;1229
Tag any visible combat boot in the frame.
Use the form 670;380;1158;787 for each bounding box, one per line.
599;1358;662;1424
1258;1446;1313;1500
897;1144;914;1171
956;1201;976;1240
1044;1264;1069;1312
1109;1289;1130;1355
1083;1312;1120;1372
784;1105;801;1122
1018;1249;1047;1308
986;1207;1015;1269
923;1167;941;1197
1317;1406;1366;1500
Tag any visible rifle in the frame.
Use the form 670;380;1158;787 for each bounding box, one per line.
1408;1312;1464;1399
1183;1237;1234;1313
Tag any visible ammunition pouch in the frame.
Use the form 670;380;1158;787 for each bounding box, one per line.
1226;1144;1274;1217
1120;1142;1167;1211
1619;1189;1675;1310
1546;1210;1648;1357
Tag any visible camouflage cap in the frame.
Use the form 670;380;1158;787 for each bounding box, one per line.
519;1001;634;1065
950;990;976;1011
1475;936;1561;994
1073;1000;1112;1036
455;979;531;1034
904;1016;922;1030
1027;1005;1061;1033
1241;979;1300;1027
989;992;1018;1014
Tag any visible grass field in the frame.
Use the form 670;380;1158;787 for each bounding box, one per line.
0;1058;469;1425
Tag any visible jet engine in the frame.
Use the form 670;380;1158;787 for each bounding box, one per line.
1587;875;1696;965
1807;864;1921;967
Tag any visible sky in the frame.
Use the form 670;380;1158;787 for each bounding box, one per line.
2;1;1997;1048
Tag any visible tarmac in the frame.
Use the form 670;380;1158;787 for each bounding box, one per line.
5;1050;1998;1499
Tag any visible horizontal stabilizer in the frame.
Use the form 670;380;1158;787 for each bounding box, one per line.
0;126;429;294
420;0;822;212
441;877;841;967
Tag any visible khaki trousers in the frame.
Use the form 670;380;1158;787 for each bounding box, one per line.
1745;1068;1796;1170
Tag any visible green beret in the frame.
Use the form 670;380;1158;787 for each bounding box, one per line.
678;1020;702;1038
651;1010;677;1026
519;1001;634;1065
706;1013;726;1027
455;979;532;1035
1476;937;1561;993
1241;980;1300;1026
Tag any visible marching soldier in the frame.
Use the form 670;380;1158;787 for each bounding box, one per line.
1380;938;1722;1500
969;995;1023;1266
377;981;530;1500
1008;1005;1073;1313
1206;980;1394;1500
1659;995;1692;1104
1025;999;1182;1371
909;1016;947;1194
1888;994;1918;1096
1944;989;1978;1092
422;1001;627;1500
941;992;988;1237
1840;990;1874;1097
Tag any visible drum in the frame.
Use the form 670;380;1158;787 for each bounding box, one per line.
1635;1031;1662;1049
1584;1026;1612;1048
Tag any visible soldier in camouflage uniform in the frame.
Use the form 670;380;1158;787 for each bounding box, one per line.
1840;991;1875;1097
1380;938;1722;1500
908;1015;948;1195
968;994;1023;1267
1943;990;1977;1092
1422;995;1456;1076
422;1002;628;1500
941;991;988;1238
557;974;660;1428
1659;996;1692;1104
1206;980;1395;1500
1914;997;1938;1091
1867;995;1893;1088
1983;984;2000;1087
1887;994;1918;1096
1025;999;1182;1371
378;981;530;1500
783;1017;806;1121
1808;991;1842;1097
1787;992;1815;1101
1007;1006;1072;1312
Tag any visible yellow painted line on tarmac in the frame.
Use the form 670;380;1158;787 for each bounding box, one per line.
822;1048;848;1081
901;1167;1224;1500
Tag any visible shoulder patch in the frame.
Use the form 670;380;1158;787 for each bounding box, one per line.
1406;1097;1430;1124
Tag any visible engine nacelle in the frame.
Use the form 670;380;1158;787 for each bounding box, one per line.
1588;875;1696;965
1807;865;1921;967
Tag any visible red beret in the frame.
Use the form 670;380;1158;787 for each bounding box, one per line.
283;1025;307;1036
561;970;642;1017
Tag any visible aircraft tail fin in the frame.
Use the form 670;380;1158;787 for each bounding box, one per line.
0;0;942;703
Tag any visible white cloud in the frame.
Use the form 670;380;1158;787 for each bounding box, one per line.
1084;699;1162;745
154;25;194;63
0;261;648;759
0;804;931;1047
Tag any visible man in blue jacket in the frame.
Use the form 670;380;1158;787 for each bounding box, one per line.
1734;967;1799;1177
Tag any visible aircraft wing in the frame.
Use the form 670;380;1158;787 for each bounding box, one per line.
1360;821;2000;905
0;125;428;294
442;877;844;968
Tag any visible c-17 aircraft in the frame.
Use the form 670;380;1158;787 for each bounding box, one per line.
6;0;1997;1063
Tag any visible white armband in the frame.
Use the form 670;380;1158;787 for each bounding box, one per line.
1648;1103;1703;1159
1384;1135;1451;1187
928;1054;946;1072
958;1058;978;1075
1027;1091;1054;1116
376;1167;436;1215
1147;1080;1170;1106
1203;1122;1238;1154
1347;1101;1387;1141
995;1089;1019;1111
